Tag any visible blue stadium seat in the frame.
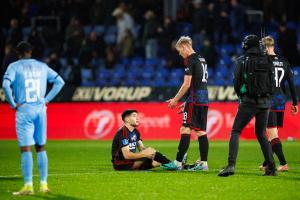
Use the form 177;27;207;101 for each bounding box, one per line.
125;78;138;86
95;78;107;86
81;68;94;86
158;58;167;67
141;71;153;79
171;68;184;78
106;25;117;34
22;26;32;40
152;77;166;87
120;58;130;66
287;21;297;30
97;68;110;79
130;57;144;67
214;78;226;86
168;77;181;87
104;33;116;45
156;67;169;78
176;23;192;36
293;67;300;77
59;58;67;67
83;25;92;36
94;25;105;35
113;70;125;80
216;65;228;78
221;44;235;55
207;68;213;77
144;58;158;68
139;78;152;86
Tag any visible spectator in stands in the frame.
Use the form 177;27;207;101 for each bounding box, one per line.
112;7;135;45
105;45;117;69
78;39;93;68
60;57;73;84
0;29;5;66
46;52;62;73
213;0;232;44
63;58;81;86
119;29;135;58
86;31;106;59
278;22;300;66
159;16;177;56
28;28;45;59
65;17;84;57
142;10;160;59
229;0;245;44
201;38;217;69
1;43;16;79
191;0;209;46
89;0;106;25
6;19;23;46
165;40;182;69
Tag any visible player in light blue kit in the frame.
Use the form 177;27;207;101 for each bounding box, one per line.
2;41;65;195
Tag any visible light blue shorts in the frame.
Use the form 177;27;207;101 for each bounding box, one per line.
16;104;47;147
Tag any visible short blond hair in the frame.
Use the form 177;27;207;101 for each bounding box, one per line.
262;36;274;47
175;36;192;49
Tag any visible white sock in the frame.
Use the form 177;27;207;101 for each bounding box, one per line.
25;182;33;187
200;161;208;166
40;181;47;185
174;160;182;167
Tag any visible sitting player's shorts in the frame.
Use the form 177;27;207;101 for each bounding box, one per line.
267;111;284;128
182;103;208;131
112;158;153;170
16;104;47;147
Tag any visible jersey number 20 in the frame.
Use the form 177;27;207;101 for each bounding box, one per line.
25;78;41;102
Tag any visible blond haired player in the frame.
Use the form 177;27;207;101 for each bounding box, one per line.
163;36;209;171
259;36;298;172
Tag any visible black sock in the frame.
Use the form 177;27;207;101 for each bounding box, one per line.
198;135;209;161
271;138;287;165
176;134;190;162
154;152;170;164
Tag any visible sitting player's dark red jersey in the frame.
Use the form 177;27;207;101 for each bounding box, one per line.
184;53;209;105
111;126;141;164
269;55;298;111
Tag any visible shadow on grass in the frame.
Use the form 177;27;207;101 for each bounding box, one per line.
0;176;22;181
108;168;300;181
31;193;84;200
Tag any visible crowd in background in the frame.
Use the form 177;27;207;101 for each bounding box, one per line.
0;0;300;86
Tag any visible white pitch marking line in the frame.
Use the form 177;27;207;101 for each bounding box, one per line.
0;172;109;178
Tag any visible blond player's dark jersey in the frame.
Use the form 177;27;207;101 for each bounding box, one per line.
184;53;209;105
269;55;298;111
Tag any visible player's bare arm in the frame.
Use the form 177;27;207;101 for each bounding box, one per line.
121;145;155;160
137;140;146;151
167;75;192;109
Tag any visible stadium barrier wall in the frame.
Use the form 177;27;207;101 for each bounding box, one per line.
1;86;299;102
1;102;299;140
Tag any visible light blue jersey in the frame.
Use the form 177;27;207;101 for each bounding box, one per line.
2;58;64;146
3;59;60;107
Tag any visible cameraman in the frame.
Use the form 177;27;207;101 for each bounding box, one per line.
218;35;277;177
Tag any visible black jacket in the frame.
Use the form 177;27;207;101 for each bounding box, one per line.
233;47;272;108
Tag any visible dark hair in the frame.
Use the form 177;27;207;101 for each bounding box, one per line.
121;109;138;121
16;41;32;56
242;34;259;50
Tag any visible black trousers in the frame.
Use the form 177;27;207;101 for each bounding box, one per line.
228;104;275;170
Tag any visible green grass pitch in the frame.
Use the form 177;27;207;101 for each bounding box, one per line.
0;140;300;200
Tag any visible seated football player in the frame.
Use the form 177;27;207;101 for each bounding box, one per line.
111;109;173;170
